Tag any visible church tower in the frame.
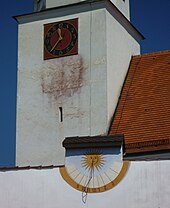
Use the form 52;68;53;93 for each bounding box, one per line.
15;0;143;167
34;0;130;19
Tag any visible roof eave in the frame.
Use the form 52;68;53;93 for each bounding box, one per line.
13;0;144;42
124;149;170;161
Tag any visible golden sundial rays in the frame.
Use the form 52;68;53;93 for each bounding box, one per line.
82;153;99;203
59;147;129;193
81;149;105;172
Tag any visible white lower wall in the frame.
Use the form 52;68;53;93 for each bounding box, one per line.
0;160;169;208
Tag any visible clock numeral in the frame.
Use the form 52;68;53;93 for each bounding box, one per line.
73;34;77;40
66;47;70;52
59;23;63;28
54;25;58;30
59;51;63;55
66;24;69;29
52;50;56;55
45;39;50;44
46;32;51;38
71;28;74;33
51;28;55;33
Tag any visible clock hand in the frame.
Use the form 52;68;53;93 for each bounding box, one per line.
57;28;62;39
50;28;63;52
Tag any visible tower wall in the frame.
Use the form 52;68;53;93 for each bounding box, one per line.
16;2;141;167
45;0;130;19
106;10;140;124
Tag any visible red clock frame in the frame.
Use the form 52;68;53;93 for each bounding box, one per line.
44;18;78;60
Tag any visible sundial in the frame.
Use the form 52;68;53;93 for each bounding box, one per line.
60;135;129;193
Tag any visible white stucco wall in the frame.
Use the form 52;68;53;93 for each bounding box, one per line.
16;3;141;167
17;12;90;166
46;0;84;8
110;0;130;19
106;10;140;124
0;160;170;207
46;0;130;20
16;9;108;167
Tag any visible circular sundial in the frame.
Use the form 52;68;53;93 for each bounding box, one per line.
60;148;129;193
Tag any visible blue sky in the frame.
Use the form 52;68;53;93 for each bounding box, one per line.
0;0;170;167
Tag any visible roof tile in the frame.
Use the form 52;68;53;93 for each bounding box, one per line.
109;50;170;155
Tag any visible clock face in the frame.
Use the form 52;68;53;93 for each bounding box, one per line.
60;148;129;193
44;18;78;60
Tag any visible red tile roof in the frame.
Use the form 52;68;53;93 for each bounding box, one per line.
109;50;170;155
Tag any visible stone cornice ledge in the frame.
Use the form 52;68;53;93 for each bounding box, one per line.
13;0;144;42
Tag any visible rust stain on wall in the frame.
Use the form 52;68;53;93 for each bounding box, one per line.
41;55;85;101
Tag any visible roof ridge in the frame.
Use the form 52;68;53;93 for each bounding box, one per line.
133;50;170;58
